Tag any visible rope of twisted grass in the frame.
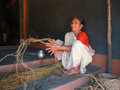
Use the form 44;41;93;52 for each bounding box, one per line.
0;38;62;90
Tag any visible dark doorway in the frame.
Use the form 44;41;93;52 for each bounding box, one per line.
0;0;19;46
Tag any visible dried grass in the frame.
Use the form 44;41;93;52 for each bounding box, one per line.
0;38;62;90
80;73;120;90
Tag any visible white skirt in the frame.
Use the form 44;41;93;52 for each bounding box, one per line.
55;40;94;74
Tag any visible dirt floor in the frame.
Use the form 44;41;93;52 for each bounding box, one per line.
15;65;101;90
0;46;101;90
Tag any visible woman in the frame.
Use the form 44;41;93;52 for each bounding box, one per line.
46;17;95;75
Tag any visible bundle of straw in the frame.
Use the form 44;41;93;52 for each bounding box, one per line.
0;62;62;90
80;73;120;90
0;38;62;90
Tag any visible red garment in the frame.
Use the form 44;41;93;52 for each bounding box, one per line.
76;32;89;47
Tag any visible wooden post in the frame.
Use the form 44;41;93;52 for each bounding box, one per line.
23;0;27;40
106;0;112;73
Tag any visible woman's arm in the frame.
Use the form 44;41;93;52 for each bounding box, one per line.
46;39;72;55
57;45;72;51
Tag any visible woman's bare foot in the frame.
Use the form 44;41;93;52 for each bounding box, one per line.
60;67;64;71
62;68;79;75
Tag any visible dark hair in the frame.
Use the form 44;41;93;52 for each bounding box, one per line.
72;16;85;31
76;16;85;25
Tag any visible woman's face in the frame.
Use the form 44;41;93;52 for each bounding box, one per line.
71;17;83;35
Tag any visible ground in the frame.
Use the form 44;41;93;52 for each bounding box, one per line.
15;65;101;90
0;46;101;90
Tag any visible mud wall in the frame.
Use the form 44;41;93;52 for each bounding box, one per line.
27;0;120;59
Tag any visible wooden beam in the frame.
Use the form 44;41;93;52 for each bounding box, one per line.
23;0;27;40
106;0;112;73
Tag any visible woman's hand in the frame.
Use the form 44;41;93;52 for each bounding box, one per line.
48;39;57;45
46;39;72;55
46;39;60;55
